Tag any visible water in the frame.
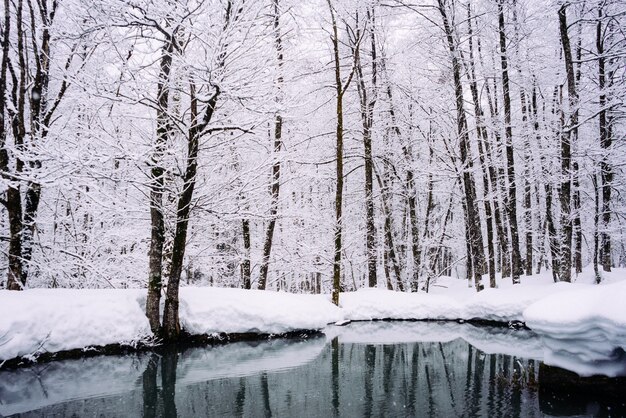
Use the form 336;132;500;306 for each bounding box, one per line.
0;322;624;417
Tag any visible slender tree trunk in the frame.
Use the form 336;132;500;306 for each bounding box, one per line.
498;0;522;284
593;173;601;283
327;0;356;304
331;0;344;304
162;84;220;340
557;5;577;283
21;1;55;282
438;0;485;291
5;0;27;290
519;89;533;276
353;10;378;289
465;5;495;288
597;6;612;272
146;34;176;333
530;82;551;276
375;167;404;291
241;219;251;289
572;18;583;275
478;35;510;279
380;56;418;291
258;0;284;290
572;161;582;274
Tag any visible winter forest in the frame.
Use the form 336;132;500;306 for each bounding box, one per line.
2;0;626;414
2;0;626;332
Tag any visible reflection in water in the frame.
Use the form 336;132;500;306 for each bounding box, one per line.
1;323;625;417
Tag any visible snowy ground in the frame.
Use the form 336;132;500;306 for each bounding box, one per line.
1;266;624;377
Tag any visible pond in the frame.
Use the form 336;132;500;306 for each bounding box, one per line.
1;322;624;417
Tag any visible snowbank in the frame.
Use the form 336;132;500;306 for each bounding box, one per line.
0;288;341;363
524;280;626;377
340;288;460;321
178;287;341;335
1;266;625;375
338;280;576;323
326;321;545;360
0;289;151;362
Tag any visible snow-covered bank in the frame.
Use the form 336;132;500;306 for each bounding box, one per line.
524;280;626;377
0;289;152;362
178;287;340;335
1;267;625;375
326;321;545;360
0;287;341;363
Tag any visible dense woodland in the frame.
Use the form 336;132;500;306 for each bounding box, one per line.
1;0;625;336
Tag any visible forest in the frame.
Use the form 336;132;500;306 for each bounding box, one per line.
0;0;625;340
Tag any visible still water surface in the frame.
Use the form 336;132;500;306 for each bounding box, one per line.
0;322;624;417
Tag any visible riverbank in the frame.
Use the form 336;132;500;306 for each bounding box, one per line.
1;267;625;375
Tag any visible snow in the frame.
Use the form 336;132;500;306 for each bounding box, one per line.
1;266;625;378
0;289;152;362
524;280;626;377
0;288;340;363
326;321;545;360
178;287;341;335
339;288;460;321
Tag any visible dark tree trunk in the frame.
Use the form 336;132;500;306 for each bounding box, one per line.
545;183;560;282
353;10;378;289
241;219;251;289
498;0;522;284
438;0;485;291
0;0;22;290
572;162;582;274
146;34;176;333
326;0;356;305
5;0;27;290
593;173;601;283
162;84;220;340
597;6;612;272
406;169;420;291
21;0;55;282
258;0;284;290
519;89;533;277
375;168;404;291
465;5;496;288
557;5;577;283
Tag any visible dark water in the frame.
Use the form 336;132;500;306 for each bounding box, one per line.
0;322;624;417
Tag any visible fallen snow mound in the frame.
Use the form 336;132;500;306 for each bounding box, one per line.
0;289;151;362
523;281;626;377
0;288;342;362
178;287;341;335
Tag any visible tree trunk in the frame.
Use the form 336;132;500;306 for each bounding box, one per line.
375;167;404;291
353;11;378;289
0;0;23;290
162;84;220;340
146;34;176;333
593;173;601;283
438;0;485;291
241;219;251;289
380;57;418;291
326;0;356;305
465;5;496;288
557;5;577;283
572;162;582;274
597;6;612;272
482;61;511;279
258;0;284;290
498;0;522;284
